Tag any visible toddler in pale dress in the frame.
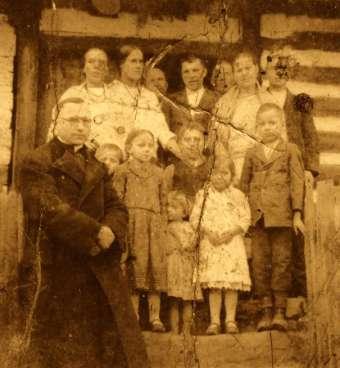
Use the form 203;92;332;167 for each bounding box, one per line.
190;158;251;334
166;191;202;334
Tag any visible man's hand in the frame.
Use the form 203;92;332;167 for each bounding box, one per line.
293;211;305;236
97;226;115;250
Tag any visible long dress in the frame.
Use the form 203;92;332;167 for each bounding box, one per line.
166;221;202;301
113;159;167;292
190;186;251;291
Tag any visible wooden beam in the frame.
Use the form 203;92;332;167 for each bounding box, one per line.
12;25;39;188
240;0;262;55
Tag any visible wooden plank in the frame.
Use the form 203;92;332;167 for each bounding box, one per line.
303;172;318;363
315;180;338;367
12;27;39;187
314;180;335;367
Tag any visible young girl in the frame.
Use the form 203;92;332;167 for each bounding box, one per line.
166;191;202;334
190;158;251;334
113;129;167;332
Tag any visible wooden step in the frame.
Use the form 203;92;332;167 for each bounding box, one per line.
144;331;305;368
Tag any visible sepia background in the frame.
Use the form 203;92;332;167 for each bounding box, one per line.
0;1;340;367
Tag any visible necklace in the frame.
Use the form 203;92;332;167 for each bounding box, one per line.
85;84;108;103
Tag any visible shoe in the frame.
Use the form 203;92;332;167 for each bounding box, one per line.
151;319;166;332
225;321;239;334
206;323;221;335
271;308;288;332
257;307;272;332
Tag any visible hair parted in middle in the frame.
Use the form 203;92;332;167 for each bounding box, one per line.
117;44;143;68
125;129;155;154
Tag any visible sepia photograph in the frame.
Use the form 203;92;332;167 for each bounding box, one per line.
0;0;339;367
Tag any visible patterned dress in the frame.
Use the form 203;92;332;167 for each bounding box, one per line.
166;221;202;301
190;186;251;291
113;159;167;292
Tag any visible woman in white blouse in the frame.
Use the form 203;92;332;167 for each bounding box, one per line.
107;45;182;159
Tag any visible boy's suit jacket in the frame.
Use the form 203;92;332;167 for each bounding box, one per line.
240;140;305;228
168;88;218;133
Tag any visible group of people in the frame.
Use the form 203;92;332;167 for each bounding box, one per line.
19;43;319;367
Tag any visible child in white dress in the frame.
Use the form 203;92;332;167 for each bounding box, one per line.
166;191;202;334
190;158;251;334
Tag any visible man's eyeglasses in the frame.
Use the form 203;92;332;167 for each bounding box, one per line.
62;117;92;125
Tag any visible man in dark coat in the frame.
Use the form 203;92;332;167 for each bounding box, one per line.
19;97;149;368
169;54;218;135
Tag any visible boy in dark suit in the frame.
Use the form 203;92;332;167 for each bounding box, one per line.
264;45;320;300
240;103;305;332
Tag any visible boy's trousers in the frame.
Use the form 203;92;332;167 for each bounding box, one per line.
251;219;293;309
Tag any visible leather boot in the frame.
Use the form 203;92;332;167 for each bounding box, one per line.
271;308;288;331
257;307;272;332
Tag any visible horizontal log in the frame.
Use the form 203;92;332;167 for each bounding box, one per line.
40;9;242;43
261;33;340;53
313;97;340;116
287;80;340;99
292;66;340;85
40;35;242;59
261;13;340;39
318;132;340;153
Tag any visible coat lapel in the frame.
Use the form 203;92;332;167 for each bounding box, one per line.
78;153;106;206
198;89;216;111
52;149;85;185
263;140;287;167
254;140;286;167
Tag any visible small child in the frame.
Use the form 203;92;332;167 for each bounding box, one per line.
166;123;210;204
190;158;251;335
240;103;305;332
166;191;202;334
113;129;167;332
95;143;124;175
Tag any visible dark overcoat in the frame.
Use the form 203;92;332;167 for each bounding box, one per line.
19;138;149;368
168;88;218;134
284;90;320;176
240;140;305;228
